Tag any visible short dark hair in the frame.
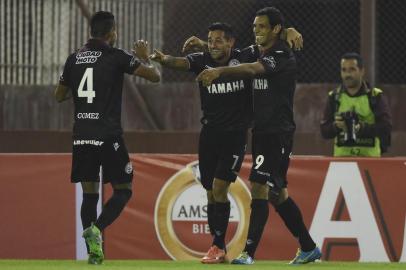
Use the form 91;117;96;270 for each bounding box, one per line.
208;22;234;40
341;52;364;69
90;11;115;38
256;7;285;28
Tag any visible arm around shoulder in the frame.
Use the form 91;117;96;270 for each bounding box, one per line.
218;62;266;77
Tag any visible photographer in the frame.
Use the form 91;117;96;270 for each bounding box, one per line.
320;53;392;157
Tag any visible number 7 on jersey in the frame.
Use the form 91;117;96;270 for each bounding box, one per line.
78;68;96;103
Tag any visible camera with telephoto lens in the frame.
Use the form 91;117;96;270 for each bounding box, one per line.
340;111;359;145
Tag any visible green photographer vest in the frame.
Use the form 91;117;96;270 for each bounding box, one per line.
330;87;382;157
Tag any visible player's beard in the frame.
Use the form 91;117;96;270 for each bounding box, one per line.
255;35;268;46
209;49;225;60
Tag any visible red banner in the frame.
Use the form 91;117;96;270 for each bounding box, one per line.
0;154;405;262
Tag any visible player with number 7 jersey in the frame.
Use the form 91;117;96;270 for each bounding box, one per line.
54;11;160;265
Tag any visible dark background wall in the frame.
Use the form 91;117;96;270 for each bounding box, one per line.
0;0;405;155
1;83;405;155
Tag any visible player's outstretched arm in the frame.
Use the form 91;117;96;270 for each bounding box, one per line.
150;49;190;71
182;36;208;54
54;84;72;102
197;62;265;87
132;40;161;82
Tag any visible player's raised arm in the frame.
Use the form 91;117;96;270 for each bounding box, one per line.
150;49;190;71
182;36;208;54
132;40;161;82
182;27;302;54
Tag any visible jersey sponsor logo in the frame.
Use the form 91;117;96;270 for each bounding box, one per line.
73;139;104;146
75;51;102;64
76;112;99;119
154;161;251;260
207;80;245;94
228;59;241;66
253;78;269;90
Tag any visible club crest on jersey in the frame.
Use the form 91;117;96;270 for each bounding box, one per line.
262;55;276;69
113;142;120;151
207;80;245;94
76;51;102;64
228;59;241;66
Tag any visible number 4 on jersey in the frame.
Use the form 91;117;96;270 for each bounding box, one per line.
78;68;96;103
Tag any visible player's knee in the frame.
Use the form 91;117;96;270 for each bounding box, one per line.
250;182;269;200
212;186;228;202
206;190;215;204
268;188;288;206
81;182;99;193
212;178;230;202
113;189;132;204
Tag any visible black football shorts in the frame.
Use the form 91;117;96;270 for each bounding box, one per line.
249;132;293;189
198;127;247;190
71;136;133;184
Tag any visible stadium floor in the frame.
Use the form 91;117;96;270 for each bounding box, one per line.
0;260;404;270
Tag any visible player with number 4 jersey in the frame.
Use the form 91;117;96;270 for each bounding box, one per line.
54;11;160;265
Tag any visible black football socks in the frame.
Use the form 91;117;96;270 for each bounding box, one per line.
244;199;269;258
212;201;230;250
275;197;316;252
95;189;132;231
81;193;99;230
207;203;216;238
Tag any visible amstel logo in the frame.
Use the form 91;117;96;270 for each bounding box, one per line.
154;161;251;260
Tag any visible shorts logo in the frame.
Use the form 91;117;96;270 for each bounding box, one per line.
154;161;251;260
125;162;133;174
113;142;120;151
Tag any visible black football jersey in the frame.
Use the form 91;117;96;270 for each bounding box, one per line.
251;40;297;133
60;39;141;139
187;48;257;131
